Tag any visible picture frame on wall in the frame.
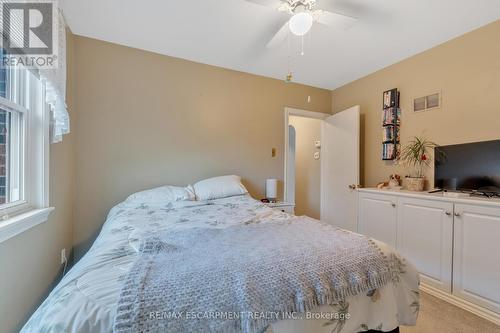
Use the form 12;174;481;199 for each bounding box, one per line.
383;88;399;109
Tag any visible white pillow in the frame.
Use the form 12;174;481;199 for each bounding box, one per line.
193;175;248;200
126;185;195;205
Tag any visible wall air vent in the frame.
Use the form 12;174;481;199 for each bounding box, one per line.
414;92;441;112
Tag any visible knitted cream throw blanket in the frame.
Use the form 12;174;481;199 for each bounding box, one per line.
114;218;398;333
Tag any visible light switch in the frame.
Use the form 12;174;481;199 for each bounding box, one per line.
272;148;276;157
314;152;320;160
314;140;321;148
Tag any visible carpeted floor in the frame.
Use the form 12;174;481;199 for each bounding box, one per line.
401;292;500;333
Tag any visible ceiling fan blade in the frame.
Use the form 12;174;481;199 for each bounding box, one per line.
314;0;358;18
243;0;284;9
313;10;357;30
266;21;290;48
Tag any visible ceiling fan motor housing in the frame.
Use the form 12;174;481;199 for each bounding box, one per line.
282;0;316;14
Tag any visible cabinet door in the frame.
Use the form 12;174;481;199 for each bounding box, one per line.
358;192;398;247
453;204;500;313
397;197;453;292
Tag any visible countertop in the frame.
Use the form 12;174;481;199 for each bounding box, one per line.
359;188;500;208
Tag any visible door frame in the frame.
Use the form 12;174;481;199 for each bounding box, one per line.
283;107;328;205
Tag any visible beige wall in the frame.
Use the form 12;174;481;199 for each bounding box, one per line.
332;20;500;188
0;30;76;333
289;116;321;218
73;36;332;259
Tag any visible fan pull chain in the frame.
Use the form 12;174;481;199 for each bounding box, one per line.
301;36;305;56
286;28;293;82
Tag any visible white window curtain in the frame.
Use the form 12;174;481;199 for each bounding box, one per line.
0;1;69;143
38;10;69;144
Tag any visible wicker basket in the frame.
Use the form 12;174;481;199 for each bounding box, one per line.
406;177;425;191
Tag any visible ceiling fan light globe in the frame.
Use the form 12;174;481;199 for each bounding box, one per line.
289;12;313;36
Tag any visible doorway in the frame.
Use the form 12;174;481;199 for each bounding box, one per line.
288;116;323;218
284;106;361;231
284;108;328;219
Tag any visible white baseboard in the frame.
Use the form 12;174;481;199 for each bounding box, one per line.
420;283;500;326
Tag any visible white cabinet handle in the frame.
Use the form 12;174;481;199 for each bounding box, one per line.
445;211;452;216
454;212;462;217
391;203;396;208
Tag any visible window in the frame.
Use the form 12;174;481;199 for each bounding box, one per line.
0;102;24;206
0;60;52;242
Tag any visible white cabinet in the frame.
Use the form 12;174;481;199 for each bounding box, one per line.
358;192;398;248
358;189;500;323
397;197;453;292
453;203;500;313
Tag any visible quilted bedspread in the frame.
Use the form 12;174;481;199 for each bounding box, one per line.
21;194;419;333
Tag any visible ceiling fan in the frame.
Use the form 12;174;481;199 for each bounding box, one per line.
245;0;357;48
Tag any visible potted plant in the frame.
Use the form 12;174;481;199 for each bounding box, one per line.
400;136;439;191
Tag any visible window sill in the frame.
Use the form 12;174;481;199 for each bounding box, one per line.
0;207;54;244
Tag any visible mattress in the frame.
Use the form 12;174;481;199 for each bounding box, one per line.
21;194;419;333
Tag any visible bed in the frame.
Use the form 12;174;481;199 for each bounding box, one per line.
22;178;419;333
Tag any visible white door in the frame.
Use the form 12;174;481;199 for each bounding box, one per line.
453;203;500;313
358;192;398;247
321;106;360;231
397;197;453;292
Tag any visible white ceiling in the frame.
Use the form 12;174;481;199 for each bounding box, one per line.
60;0;500;90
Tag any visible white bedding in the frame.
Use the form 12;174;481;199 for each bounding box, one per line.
21;194;419;333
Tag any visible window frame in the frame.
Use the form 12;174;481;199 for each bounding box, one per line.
0;67;52;243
